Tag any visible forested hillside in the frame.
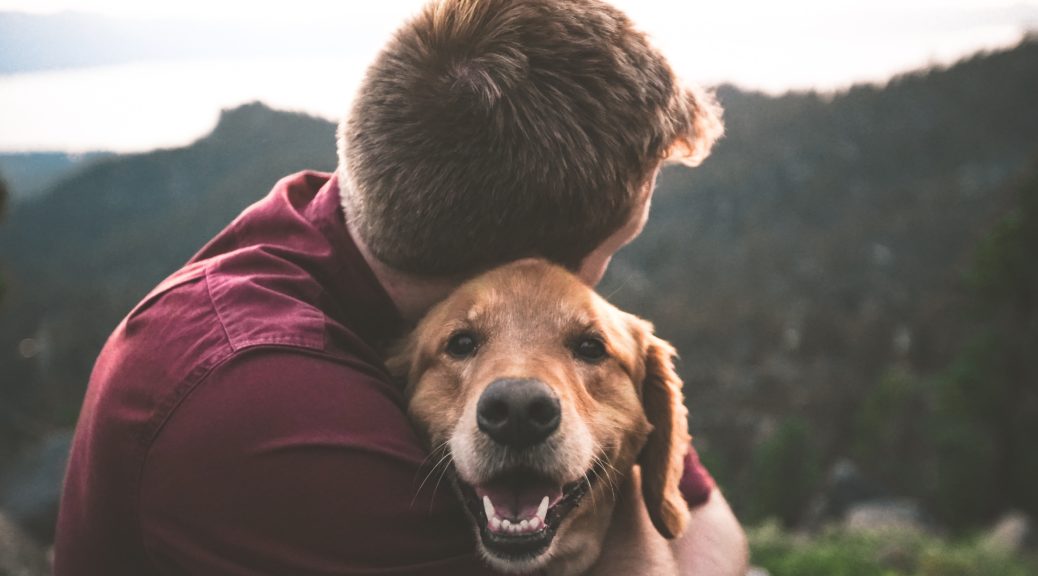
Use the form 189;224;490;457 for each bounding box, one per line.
603;38;1038;527
0;103;337;471
1;40;1037;537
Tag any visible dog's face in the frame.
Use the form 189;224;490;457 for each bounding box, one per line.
390;259;690;574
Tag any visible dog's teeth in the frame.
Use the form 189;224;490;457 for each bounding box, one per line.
482;495;495;521
490;517;502;531
529;516;541;530
537;496;549;521
502;519;511;529
519;519;529;531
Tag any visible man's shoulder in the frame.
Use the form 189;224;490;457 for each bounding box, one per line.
108;255;332;386
168;348;414;458
118;242;374;371
203;250;328;353
94;252;385;454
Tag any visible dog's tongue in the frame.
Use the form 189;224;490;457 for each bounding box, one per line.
474;473;563;520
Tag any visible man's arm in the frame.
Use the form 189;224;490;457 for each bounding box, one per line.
672;489;749;576
672;445;749;575
590;469;748;576
138;351;499;575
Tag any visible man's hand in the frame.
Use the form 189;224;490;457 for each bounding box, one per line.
589;469;748;575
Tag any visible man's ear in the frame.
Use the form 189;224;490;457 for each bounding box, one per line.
638;333;692;539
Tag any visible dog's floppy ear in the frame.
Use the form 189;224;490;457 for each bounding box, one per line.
385;335;418;393
638;332;692;539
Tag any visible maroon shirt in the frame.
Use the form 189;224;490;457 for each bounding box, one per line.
54;171;714;575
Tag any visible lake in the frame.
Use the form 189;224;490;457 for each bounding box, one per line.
0;57;367;153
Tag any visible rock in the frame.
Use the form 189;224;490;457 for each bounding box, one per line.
0;508;50;576
982;511;1031;553
844;499;924;534
805;458;880;527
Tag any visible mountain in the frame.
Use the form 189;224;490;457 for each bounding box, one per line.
600;39;1038;525
0;152;114;202
610;39;1038;423
0;102;336;470
2;40;1038;534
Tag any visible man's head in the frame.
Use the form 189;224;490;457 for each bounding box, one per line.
338;0;722;278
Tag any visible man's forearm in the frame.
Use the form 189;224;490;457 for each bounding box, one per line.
589;472;747;576
671;489;749;575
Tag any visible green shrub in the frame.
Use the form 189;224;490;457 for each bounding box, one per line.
748;522;1037;576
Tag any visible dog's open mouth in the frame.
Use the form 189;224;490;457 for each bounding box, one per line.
455;466;598;561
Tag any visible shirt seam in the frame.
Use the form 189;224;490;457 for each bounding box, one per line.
204;260;328;353
204;263;236;349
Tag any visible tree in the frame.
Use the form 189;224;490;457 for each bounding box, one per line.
930;160;1038;528
745;417;822;526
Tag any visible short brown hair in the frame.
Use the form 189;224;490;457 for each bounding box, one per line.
338;0;722;276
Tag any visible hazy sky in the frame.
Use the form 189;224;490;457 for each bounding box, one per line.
1;0;1036;151
4;0;1036;88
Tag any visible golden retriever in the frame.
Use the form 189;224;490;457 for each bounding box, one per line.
389;259;691;575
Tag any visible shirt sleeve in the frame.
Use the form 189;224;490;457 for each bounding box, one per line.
138;349;502;576
679;444;716;508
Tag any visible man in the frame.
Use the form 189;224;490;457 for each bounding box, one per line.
55;0;747;574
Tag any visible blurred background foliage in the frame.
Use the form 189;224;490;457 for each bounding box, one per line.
1;37;1037;574
749;521;1035;576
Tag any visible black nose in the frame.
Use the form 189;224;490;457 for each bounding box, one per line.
477;378;561;449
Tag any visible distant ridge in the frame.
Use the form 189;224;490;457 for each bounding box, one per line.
0;152;115;202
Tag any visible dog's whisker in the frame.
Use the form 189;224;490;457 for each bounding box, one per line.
428;454;455;513
600;456;623;495
411;444;454;510
593;457;615;502
582;469;598;511
590;455;618;503
414;442;450;480
603;272;634;300
413;441;451;479
590;469;609;510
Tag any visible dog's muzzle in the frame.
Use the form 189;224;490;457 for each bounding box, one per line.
453;377;598;563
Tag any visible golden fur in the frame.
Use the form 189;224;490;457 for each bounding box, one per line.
389;259;691;574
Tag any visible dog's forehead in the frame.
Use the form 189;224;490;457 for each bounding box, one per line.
455;262;602;328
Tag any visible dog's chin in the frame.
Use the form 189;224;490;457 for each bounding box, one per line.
453;465;599;573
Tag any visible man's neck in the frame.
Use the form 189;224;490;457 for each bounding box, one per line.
345;219;461;323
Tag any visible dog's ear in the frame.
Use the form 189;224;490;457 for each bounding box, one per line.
638;332;691;539
385;335;417;393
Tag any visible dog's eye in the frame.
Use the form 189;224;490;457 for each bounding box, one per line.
446;331;479;358
574;337;607;362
